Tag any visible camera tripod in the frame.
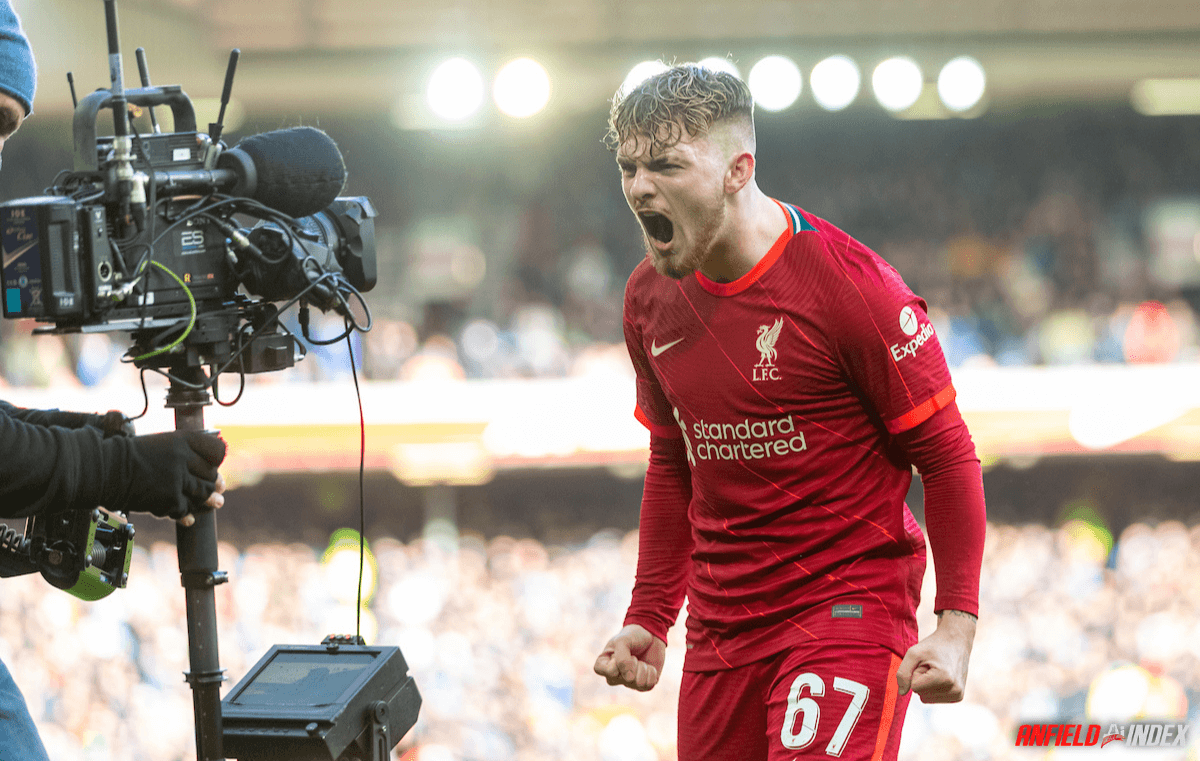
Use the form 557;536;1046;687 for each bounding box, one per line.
158;360;420;761
163;364;228;760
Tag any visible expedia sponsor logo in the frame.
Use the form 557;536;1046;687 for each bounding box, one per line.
676;411;807;462
890;321;934;362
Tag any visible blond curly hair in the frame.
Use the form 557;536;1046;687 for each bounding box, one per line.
605;62;755;156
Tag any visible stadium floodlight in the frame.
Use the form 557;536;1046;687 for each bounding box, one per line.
810;55;861;112
620;60;669;97
938;56;986;113
494;57;551;118
1130;78;1200;116
698;56;741;79
427;57;485;122
748;55;803;112
872;56;923;113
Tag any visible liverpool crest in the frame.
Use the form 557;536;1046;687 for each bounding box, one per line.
754;317;783;381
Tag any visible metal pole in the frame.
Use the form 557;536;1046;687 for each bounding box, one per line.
166;366;226;761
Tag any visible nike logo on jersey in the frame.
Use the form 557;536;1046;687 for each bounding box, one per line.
650;337;684;357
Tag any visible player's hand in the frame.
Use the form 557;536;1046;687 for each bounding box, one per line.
594;624;667;692
896;609;976;703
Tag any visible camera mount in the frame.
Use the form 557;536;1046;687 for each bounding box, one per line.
0;1;418;757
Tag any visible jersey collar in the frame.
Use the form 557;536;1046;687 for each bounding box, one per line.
695;199;804;297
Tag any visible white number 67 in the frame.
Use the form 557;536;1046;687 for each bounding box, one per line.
780;672;870;757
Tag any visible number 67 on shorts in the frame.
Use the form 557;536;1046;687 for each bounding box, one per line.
677;641;910;761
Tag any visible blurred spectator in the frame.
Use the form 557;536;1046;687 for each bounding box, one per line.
400;335;466;382
1;515;1197;760
362;318;420;380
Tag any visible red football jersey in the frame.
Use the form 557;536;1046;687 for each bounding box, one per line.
623;200;955;671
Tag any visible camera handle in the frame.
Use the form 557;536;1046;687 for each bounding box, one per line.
166;366;227;761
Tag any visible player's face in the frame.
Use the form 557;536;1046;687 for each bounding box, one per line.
617;128;729;280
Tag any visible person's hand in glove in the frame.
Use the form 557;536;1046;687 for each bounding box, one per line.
102;430;227;527
0;403;134;437
91;409;136;438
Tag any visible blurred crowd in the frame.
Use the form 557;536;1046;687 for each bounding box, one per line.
0;516;1196;761
5;109;1200;388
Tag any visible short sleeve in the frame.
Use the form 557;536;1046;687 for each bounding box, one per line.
829;249;955;434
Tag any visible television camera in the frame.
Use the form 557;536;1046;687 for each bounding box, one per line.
0;2;419;759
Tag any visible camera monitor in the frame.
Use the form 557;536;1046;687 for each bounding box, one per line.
221;642;421;761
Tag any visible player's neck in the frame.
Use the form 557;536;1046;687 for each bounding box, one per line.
698;187;788;284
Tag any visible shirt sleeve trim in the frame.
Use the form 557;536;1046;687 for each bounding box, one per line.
886;384;956;434
635;405;682;439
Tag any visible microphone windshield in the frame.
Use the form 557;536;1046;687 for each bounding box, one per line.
229;126;347;218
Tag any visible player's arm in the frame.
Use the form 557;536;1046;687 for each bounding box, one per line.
892;400;986;702
595;306;694;692
820;241;985;702
594;431;692;691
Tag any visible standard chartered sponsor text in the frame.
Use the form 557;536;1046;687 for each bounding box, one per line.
690;414;807;461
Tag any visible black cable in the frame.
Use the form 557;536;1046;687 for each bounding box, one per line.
302;312;356;347
137;272;331;391
107;190;368;390
122;131;174;333
127;367;152;423
212;354;246;407
337;280;373;333
348;333;366;643
0;523;30;556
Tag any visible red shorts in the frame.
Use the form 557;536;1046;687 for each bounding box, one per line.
677;639;910;761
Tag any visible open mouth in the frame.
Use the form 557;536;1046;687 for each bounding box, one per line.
639;212;674;244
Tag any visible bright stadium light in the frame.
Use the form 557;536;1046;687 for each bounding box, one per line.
620;60;669;96
810;55;861;112
748;55;802;111
493;57;551;118
872;56;923;112
938;56;986;112
427;57;485;121
1131;78;1200;116
698;56;741;79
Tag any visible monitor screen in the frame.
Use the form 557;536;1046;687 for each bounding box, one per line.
231;651;376;707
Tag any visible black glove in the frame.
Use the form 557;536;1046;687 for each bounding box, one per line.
90;410;136;438
101;431;227;520
0;402;133;438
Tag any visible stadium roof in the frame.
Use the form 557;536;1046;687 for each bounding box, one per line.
18;0;1200;117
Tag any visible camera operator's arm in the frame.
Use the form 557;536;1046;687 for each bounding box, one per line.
0;401;134;437
0;410;226;525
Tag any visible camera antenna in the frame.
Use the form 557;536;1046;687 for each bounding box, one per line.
66;72;78;109
103;0;130;139
134;47;160;133
103;0;143;232
209;49;240;144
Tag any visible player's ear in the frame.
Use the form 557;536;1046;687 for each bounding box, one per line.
725;151;755;194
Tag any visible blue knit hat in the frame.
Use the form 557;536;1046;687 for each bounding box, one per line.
0;1;34;115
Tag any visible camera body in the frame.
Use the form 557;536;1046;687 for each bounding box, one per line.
0;83;376;372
